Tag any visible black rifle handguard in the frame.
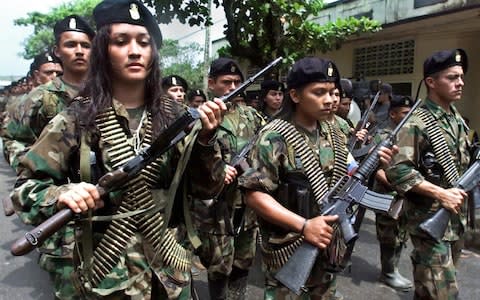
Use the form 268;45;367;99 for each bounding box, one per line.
419;159;480;242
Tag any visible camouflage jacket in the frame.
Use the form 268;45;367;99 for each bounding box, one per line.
11;97;225;261
332;114;353;140
238;117;356;245
385;98;471;240
192;103;265;234
2;77;78;169
372;121;396;195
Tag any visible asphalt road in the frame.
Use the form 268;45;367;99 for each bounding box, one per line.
1;146;479;299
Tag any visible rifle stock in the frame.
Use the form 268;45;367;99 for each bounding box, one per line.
11;58;283;256
419;159;480;241
275;99;422;294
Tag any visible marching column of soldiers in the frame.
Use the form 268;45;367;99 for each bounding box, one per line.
0;0;477;299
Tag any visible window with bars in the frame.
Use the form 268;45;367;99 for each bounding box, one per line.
353;40;415;78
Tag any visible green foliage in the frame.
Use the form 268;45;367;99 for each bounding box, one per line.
145;0;381;67
160;39;204;90
14;0;100;59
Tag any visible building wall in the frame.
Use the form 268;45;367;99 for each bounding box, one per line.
318;0;480;131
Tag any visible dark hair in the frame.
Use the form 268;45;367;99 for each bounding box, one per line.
277;88;302;121
77;25;168;138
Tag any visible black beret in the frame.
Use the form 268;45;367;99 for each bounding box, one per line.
380;83;392;94
340;78;353;99
261;79;285;92
287;57;340;90
423;48;468;78
93;0;162;48
209;57;244;81
187;89;207;101
30;51;61;72
161;75;188;91
54;15;95;40
389;95;414;110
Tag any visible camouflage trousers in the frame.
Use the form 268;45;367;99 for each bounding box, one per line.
264;261;338;300
409;235;462;300
375;212;408;247
39;253;82;300
196;227;257;280
70;230;192;300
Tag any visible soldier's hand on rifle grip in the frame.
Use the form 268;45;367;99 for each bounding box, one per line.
224;164;238;185
197;98;227;144
436;187;467;214
56;182;103;213
377;145;399;169
355;128;369;143
302;215;339;249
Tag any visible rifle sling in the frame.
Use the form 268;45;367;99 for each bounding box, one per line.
78;133;94;272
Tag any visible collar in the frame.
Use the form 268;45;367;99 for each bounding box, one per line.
424;98;460;120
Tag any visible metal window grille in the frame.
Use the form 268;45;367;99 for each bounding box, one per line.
353;40;415;78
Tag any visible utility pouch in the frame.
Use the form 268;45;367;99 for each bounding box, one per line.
277;171;313;218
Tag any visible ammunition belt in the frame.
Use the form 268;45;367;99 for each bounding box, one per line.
87;107;191;287
417;108;459;185
265;119;330;204
327;121;348;185
257;233;304;270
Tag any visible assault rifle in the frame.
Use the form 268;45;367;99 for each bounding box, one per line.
218;113;278;236
275;98;422;295
347;90;380;155
419;156;480;242
11;57;283;256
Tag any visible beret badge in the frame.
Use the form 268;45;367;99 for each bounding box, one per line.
129;3;140;20
69;18;77;30
455;52;461;63
327;63;334;77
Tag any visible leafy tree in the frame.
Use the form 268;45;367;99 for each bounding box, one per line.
14;0;100;59
145;0;381;67
160;39;204;90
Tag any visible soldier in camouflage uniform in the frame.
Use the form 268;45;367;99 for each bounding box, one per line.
372;95;414;291
325;86;353;139
386;49;471;300
336;79;355;129
12;0;227;299
187;89;207;108
239;57;395;299
192;57;265;299
2;14;94;170
3;17;94;296
29;51;63;87
162;75;188;104
259;79;284;119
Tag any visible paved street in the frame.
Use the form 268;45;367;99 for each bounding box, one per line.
1;147;479;299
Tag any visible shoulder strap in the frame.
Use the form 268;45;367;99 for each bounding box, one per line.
78;131;94;271
416;108;459;185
